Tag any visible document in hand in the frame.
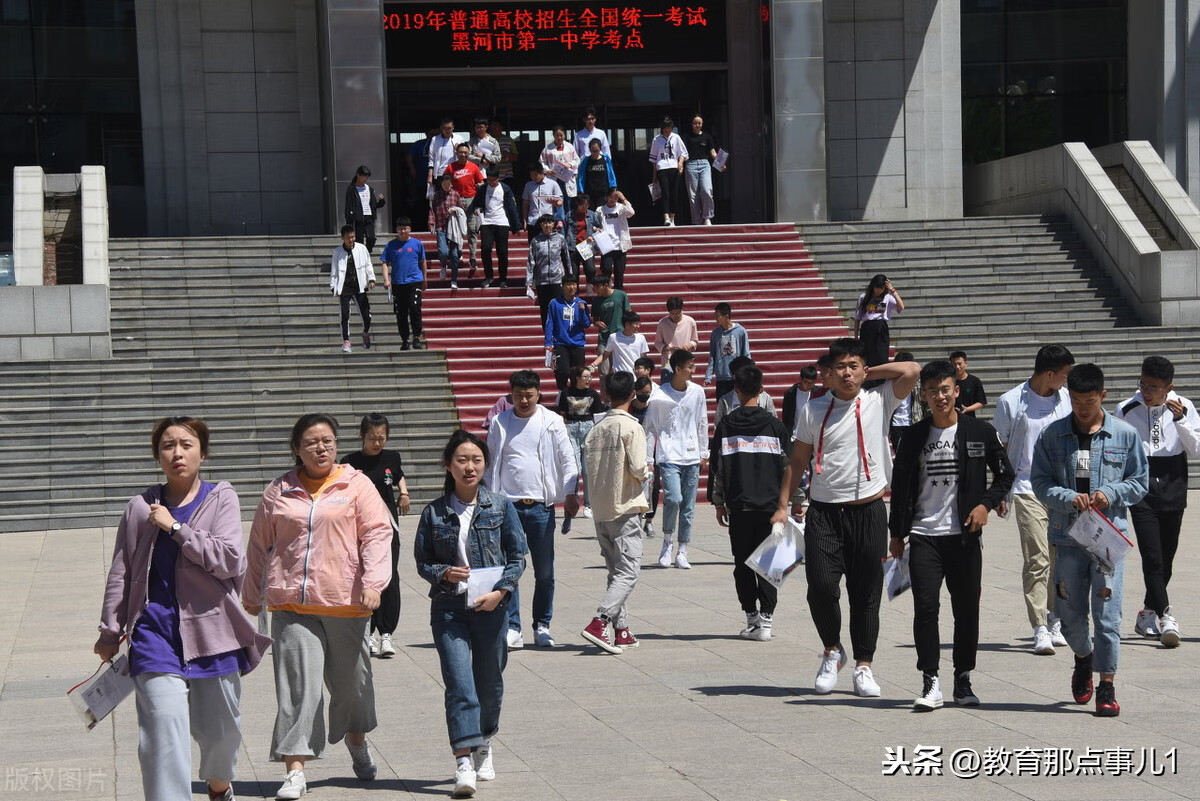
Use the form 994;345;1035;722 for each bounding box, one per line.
713;149;730;171
1067;507;1135;574
591;230;619;255
884;546;911;601
475;138;497;156
467;566;505;608
67;653;134;730
575;240;595;262
648;182;662;202
745;521;805;589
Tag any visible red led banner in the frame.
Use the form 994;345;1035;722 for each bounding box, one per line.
383;1;727;68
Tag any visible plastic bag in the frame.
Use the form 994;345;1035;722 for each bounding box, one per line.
745;521;805;589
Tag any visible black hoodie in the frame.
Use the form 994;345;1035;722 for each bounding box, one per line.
708;405;792;511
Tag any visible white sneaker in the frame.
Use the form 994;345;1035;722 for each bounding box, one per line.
368;634;380;657
739;612;771;642
913;673;942;711
450;281;459;289
1135;608;1161;638
473;746;495;781
506;629;524;650
580;506;593;519
657;540;673;568
1032;625;1055;655
1048;615;1068;647
853;665;882;697
814;647;846;694
534;625;556;647
704;218;713;226
346;739;377;780
341;340;352;354
452;762;477;798
739;612;761;640
1160;607;1181;648
275;770;306;800
379;633;396;658
674;547;691;569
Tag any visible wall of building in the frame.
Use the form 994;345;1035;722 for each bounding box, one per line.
821;0;962;221
135;0;328;236
772;0;827;222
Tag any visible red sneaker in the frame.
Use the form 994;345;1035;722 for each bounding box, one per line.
581;617;621;654
614;628;639;649
1095;681;1120;717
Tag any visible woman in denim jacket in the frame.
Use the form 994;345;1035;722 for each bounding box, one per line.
1031;364;1148;717
415;430;527;798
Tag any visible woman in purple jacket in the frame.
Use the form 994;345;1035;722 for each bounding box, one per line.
95;417;270;801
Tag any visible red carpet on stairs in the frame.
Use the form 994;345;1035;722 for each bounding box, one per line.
416;223;849;430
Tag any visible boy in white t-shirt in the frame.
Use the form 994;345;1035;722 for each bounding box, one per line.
773;338;920;698
592;312;649;375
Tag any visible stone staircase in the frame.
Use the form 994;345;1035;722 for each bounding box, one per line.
800;213;1200;472
0;236;461;532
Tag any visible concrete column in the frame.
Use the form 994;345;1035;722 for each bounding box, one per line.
772;0;827;221
80;166;110;287
728;0;769;223
12;166;44;286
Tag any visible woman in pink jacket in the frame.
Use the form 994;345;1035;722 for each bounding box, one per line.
243;413;393;801
95;417;270;801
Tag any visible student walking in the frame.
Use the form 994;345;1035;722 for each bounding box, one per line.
468;168;521;288
649;116;688;226
414;430;527;798
527;214;573;329
380;216;427;351
709;365;792;641
597;188;635;289
950;350;987;416
888;361;1014;710
1031;364;1148;717
428;173;466;288
557;366;607;529
344;165;385;255
705;303;751;400
581;371;653;653
853;274;904;369
545;275;592;394
655;296;699;385
330;225;376;353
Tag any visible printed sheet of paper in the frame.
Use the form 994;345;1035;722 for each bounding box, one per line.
1067;507;1135;574
467;566;505;608
884;547;911;601
591;230;619;255
713;149;730;171
68;653;134;730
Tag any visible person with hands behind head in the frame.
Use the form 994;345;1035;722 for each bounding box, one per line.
888;361;1013;712
242;413;393;800
414;430;526;798
96;417;270;801
853;274;904;370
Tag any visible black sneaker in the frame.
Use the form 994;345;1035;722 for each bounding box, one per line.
953;672;980;706
362;332;372;350
1071;655;1094;704
561;515;572;534
400;340;411;351
1095;680;1119;717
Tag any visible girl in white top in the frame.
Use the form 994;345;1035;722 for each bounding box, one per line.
540;126;580;199
853;273;905;369
648;116;688;227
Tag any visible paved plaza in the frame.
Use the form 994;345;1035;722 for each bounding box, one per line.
1;498;1198;801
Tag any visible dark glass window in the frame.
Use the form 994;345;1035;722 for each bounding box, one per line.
962;0;1127;164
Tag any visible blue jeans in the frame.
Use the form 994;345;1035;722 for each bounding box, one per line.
685;159;714;223
507;502;556;632
566;420;594;505
436;231;461;281
1053;542;1124;674
659;462;699;544
430;597;509;751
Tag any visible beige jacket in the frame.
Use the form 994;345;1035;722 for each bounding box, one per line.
584;409;652;521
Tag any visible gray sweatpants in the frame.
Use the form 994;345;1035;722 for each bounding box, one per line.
270;610;377;761
133;671;242;801
595;513;644;628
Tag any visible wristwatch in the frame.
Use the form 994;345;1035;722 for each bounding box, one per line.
170;522;182;535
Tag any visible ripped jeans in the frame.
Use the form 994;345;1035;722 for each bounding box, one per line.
1053;542;1124;674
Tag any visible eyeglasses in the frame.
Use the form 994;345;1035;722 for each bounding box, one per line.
300;438;337;452
1138;380;1168;394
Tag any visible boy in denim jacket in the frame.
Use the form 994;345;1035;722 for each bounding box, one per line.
1031;364;1148;717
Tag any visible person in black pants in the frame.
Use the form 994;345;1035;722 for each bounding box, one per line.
468;168;521;288
345;165;386;256
853;274;904;371
340;414;409;658
710;365;792;642
889;360;1014;710
526;214;571;329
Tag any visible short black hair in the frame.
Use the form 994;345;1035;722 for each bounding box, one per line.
734;365;764;397
536;213;555;228
440;116;454;126
949;350;967;361
919;360;957;387
1067;363;1105;394
634;356;655;373
1141;355;1175;383
509;369;541;391
590;274;610;286
634;376;652;391
340;224;355;237
485;166;500;179
728;355;754;374
816;353;832;369
606;370;635;403
436;172;453;183
714;302;732;317
574;194;590;207
529;162;545;173
561;275;578;286
893;351;915;363
1034;344;1075;374
605;186;620;197
394;216;412;229
359;413;389;437
666;296;684;312
622;311;640;326
669;348;695;371
355;165;371;176
800;365;818;381
827;337;866;363
474;116;489;127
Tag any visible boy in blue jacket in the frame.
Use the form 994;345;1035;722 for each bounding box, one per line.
1032;363;1148;717
545;275;592;396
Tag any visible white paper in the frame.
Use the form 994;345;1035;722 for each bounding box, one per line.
575;240;595;262
525;283;536;301
1067;507;1135;574
475;138;497;156
68;653;135;730
466;566;505;608
648;182;662;202
744;523;804;589
545;349;555;369
592;230;619;255
884;547;911;601
713;148;730;171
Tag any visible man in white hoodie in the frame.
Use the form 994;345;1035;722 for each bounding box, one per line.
486;370;579;649
329;225;376;353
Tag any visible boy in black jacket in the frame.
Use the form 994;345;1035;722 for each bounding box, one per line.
709;365;793;641
888;360;1014;710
